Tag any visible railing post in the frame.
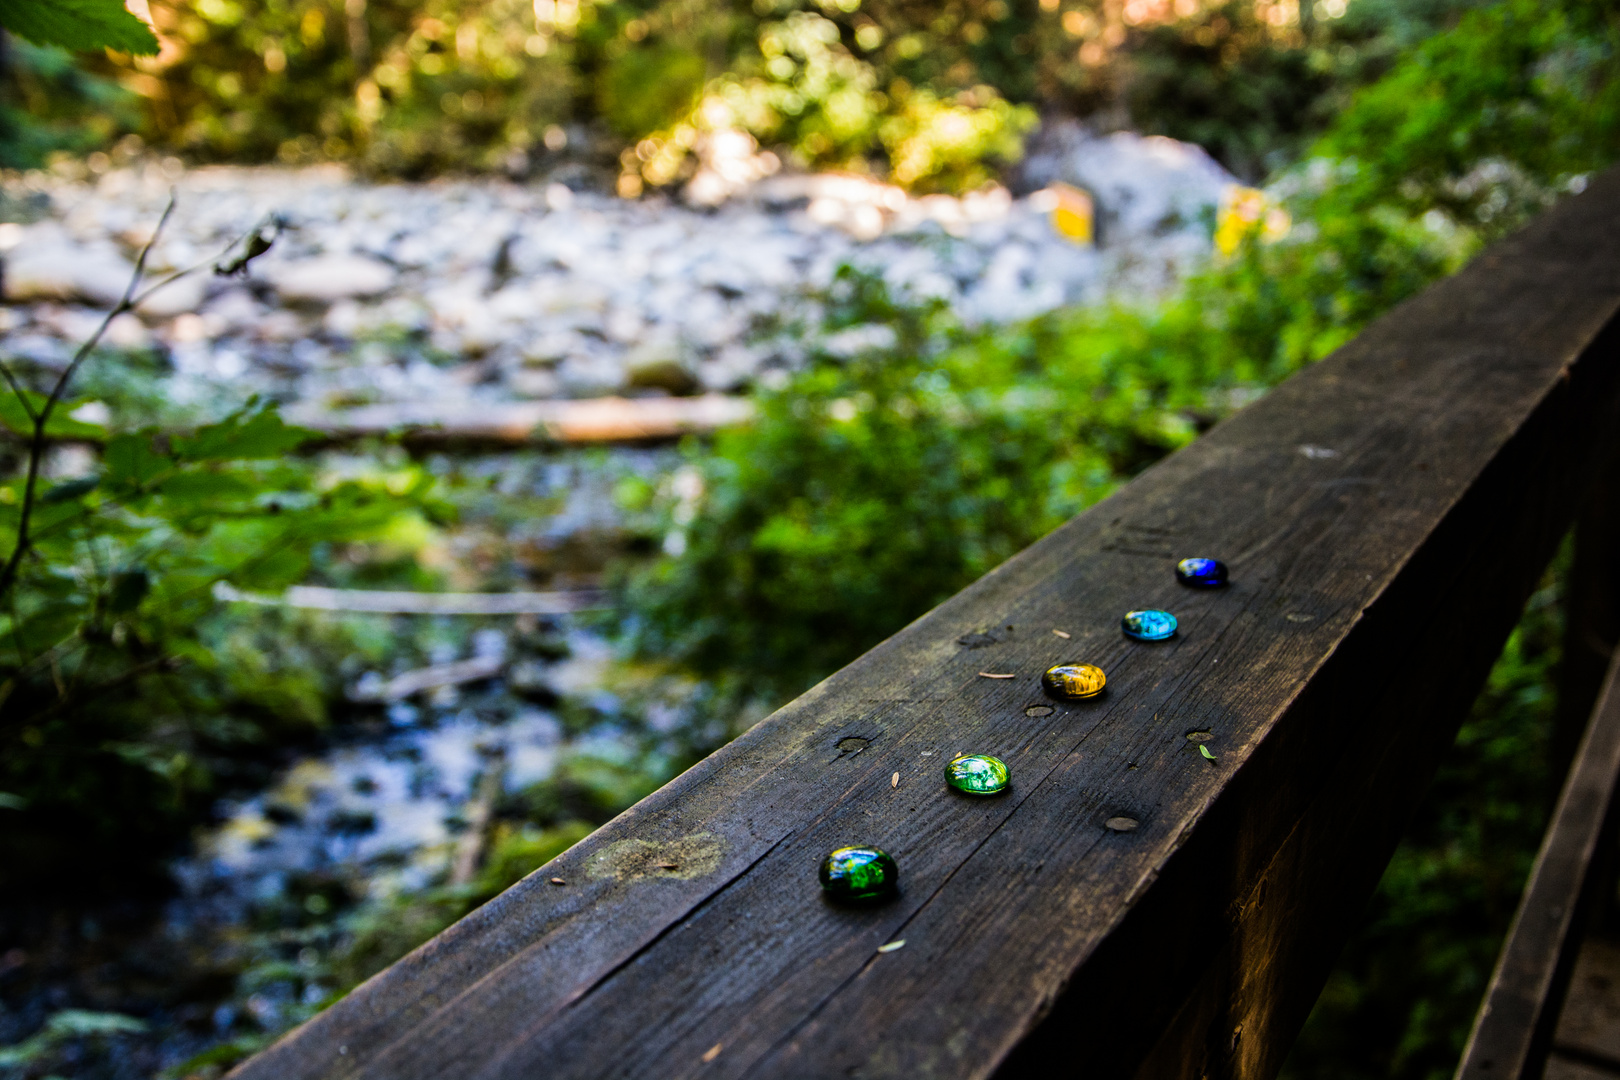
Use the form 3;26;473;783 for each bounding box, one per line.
1558;442;1620;786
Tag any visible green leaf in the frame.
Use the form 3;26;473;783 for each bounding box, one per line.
0;390;107;440
173;407;317;463
0;0;159;55
1199;744;1217;761
107;568;149;613
41;475;99;504
103;432;171;489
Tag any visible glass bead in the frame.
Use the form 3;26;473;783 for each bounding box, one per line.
819;846;898;902
1042;662;1106;700
944;754;1009;795
1176;557;1228;588
1122;609;1177;641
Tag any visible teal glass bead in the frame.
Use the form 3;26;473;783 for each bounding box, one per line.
1122;609;1177;641
1176;557;1228;588
944;754;1009;795
820;846;898;902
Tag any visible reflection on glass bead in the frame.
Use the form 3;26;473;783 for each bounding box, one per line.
1176;557;1228;588
1122;609;1178;641
1042;662;1107;700
945;754;1009;795
820;846;898;902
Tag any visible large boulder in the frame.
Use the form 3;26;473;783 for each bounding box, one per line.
1019;122;1239;245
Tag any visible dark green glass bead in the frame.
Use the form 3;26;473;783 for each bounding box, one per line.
944;754;1009;795
819;846;898;903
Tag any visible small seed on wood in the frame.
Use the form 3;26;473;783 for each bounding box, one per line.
659;863;680;870
1051;629;1071;639
549;877;566;885
1105;816;1140;832
978;672;1016;679
1025;705;1054;717
701;1043;722;1063
877;940;906;953
891;772;899;788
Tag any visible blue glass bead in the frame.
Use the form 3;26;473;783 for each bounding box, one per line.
820;846;898;903
1122;609;1177;641
1176;557;1228;588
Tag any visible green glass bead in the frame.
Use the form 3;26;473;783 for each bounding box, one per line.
819;846;898;903
1042;662;1107;700
944;754;1009;795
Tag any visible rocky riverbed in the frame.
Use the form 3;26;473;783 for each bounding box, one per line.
1;125;1239;418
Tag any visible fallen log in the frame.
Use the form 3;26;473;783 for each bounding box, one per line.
212;582;606;615
284;393;755;445
350;654;505;703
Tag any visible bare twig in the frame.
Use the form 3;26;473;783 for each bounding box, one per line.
0;195;176;599
0;200;279;601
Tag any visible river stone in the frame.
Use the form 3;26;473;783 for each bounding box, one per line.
264;254;398;304
3;235;134;306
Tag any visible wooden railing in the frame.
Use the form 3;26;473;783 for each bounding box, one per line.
229;169;1620;1080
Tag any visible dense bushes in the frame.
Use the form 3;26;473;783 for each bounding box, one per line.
0;0;1493;186
0;229;444;892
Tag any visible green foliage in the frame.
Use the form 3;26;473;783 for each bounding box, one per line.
0;1009;147;1071
623;0;1617;707
5;0;1473;187
0;0;158;55
0;38;141;170
0;398;442;892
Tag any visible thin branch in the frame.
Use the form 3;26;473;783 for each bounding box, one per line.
0;194;176;599
17;653;180;728
0;361;38;422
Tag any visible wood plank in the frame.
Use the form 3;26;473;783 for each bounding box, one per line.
1454;652;1620;1080
229;171;1620;1080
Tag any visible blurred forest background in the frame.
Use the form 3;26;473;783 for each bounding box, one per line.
2;0;1620;1077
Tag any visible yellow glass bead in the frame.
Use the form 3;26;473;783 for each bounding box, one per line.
1042;662;1106;701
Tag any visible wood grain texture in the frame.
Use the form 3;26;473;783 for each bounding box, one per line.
1454;652;1620;1080
229;171;1620;1080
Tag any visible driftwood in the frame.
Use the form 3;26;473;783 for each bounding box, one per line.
349;654;505;704
213;582;605;615
285;393;755;445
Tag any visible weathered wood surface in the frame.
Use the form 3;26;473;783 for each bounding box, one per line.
230;172;1620;1080
1455;651;1620;1080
